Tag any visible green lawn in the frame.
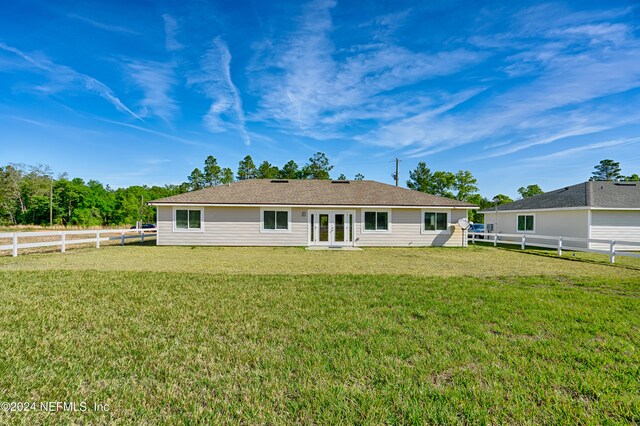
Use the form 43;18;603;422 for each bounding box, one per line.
0;245;638;424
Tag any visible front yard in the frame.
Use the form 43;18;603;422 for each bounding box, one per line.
0;246;638;423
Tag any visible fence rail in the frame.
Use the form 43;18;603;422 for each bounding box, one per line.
468;232;640;263
0;228;157;257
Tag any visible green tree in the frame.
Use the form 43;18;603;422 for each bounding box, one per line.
623;174;639;182
466;194;490;223
187;168;206;191
517;184;544;198
453;170;478;201
406;162;433;192
237;155;257;180
337;173;347;180
257;161;280;179
354;173;364;180
279;160;301;179
430;171;456;198
492;194;513;205
590;159;622;181
220;168;234;184
203;155;221;187
302;152;333;179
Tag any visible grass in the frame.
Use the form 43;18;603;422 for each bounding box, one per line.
2;243;640;277
0;245;638;424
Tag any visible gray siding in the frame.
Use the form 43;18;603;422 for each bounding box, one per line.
590;210;640;251
354;208;467;247
484;210;589;249
157;206;468;247
157;206;308;246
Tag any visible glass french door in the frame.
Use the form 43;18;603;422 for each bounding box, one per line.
309;211;354;246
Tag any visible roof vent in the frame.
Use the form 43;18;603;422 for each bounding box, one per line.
614;182;636;187
270;179;289;183
331;180;350;184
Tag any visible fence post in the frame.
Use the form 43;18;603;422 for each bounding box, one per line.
141;230;145;243
493;234;497;247
471;232;475;244
61;231;66;253
557;237;562;256
96;231;100;248
521;234;526;250
12;233;18;257
121;231;125;246
609;240;616;264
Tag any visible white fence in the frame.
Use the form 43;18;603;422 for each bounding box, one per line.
468;232;640;264
0;228;157;257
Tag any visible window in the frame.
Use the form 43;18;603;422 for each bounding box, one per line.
364;211;389;231
423;212;448;232
517;214;534;232
262;209;289;231
175;209;202;230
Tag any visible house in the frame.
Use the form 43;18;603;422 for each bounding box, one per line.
148;179;476;248
479;181;640;250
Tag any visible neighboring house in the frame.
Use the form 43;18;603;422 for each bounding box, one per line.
149;179;476;248
479;181;640;250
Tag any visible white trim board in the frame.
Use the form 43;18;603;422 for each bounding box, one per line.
152;203;475;210
479;207;640;214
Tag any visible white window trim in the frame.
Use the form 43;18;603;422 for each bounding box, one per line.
421;210;451;234
516;213;536;233
361;209;392;233
260;207;292;233
172;206;205;232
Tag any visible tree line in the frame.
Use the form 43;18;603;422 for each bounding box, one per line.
0;156;634;227
186;152;363;190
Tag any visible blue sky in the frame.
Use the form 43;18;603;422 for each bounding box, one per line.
1;0;639;198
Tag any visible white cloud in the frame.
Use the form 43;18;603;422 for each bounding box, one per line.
66;13;140;35
249;0;484;139
0;42;141;120
162;14;184;52
523;137;640;162
356;6;640;160
188;38;250;145
126;60;178;123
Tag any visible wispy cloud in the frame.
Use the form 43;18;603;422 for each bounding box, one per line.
523;137;640;163
126;60;178;123
357;5;640;160
162;14;183;52
0;42;141;120
99;118;208;147
67;13;140;35
249;0;484;139
188;37;250;145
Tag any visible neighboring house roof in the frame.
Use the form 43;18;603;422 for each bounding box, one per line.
150;179;476;208
479;181;640;213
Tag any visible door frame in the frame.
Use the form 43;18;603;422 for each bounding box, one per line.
307;210;356;247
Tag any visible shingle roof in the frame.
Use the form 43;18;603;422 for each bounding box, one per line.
479;181;640;212
150;179;476;208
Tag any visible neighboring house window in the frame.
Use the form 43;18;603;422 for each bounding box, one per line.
363;211;389;231
517;214;534;232
423;211;449;232
175;209;202;230
262;209;290;232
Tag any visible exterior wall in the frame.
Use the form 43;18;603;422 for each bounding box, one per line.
157;206;308;246
483;209;589;249
354;208;467;247
157;206;469;247
590;210;640;251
